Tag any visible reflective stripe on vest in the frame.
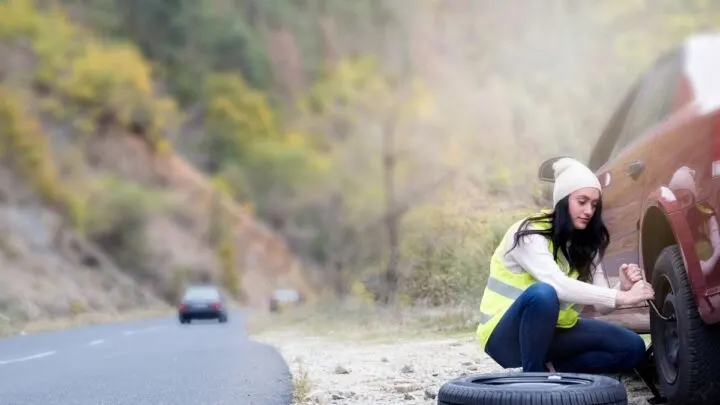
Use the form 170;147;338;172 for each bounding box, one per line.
477;276;577;324
476;213;582;349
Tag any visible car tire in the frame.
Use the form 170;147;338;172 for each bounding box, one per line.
650;245;720;405
179;316;190;324
219;314;228;323
437;372;627;405
269;299;278;313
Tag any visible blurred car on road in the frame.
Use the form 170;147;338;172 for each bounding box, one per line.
268;288;304;313
178;285;228;324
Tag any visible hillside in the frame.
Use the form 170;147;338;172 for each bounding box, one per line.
3;0;720;328
0;0;308;328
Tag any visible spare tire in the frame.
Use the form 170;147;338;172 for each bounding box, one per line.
437;372;627;405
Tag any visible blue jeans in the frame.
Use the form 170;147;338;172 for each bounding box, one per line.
484;282;647;373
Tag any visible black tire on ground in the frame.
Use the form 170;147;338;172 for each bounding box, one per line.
650;245;720;405
437;372;627;405
219;314;228;323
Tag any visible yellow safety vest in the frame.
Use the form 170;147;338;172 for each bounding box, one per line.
476;212;582;349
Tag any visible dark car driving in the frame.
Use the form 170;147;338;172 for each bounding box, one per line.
178;285;228;324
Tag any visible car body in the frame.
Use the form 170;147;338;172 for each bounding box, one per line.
268;288;303;313
539;33;720;405
178;285;228;324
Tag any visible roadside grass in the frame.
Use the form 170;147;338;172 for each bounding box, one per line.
291;359;313;404
0;307;174;338
247;299;656;347
245;298;480;343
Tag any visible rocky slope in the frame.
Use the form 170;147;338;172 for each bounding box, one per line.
0;0;309;327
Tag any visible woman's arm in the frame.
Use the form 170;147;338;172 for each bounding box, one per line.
591;263;622;315
508;232;618;309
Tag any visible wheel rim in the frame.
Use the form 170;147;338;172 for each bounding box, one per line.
656;275;680;384
472;375;593;388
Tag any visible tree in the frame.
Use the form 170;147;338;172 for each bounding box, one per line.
295;53;451;302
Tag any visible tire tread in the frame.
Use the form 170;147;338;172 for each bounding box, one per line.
436;372;627;405
651;245;720;405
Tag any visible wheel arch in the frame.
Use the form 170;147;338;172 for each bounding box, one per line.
641;206;678;283
641;188;707;316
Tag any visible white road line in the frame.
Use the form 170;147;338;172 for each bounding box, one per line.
0;351;56;366
122;326;164;336
89;339;105;346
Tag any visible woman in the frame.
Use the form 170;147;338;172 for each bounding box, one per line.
476;157;655;374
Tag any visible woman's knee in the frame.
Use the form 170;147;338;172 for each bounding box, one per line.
524;282;560;307
628;333;648;366
618;331;647;368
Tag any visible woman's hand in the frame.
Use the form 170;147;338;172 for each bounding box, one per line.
619;263;644;291
616;280;655;307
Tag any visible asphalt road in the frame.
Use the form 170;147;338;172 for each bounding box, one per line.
0;311;293;405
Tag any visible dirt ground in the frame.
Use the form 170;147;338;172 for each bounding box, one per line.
252;329;656;405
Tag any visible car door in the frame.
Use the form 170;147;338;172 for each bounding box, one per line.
600;51;683;296
583;52;682;329
598;114;651;294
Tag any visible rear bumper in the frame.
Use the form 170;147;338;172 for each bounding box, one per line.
179;309;225;319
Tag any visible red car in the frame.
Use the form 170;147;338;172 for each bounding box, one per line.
539;33;720;405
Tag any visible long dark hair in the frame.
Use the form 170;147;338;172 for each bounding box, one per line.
507;196;610;282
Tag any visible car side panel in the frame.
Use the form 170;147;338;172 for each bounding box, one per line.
581;106;653;330
641;73;720;324
597;146;646;280
583;135;655;333
582;50;683;331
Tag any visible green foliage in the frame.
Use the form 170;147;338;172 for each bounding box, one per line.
243;136;329;194
208;178;242;299
84;175;167;275
99;0;382;103
217;233;241;299
203;73;280;164
201;72;330;220
73;0;273;104
0;87;84;227
0;0;178;154
398;204;528;306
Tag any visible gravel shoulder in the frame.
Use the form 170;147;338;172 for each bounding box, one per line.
250;310;656;405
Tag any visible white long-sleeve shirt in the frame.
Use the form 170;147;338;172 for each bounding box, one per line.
500;221;621;314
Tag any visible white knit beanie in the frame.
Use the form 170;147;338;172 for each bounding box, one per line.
668;166;697;198
552;157;602;206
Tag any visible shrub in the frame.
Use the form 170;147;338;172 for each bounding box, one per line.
202;73;280;166
209;176;242;299
0;87;83;227
83;175;167;277
0;0;179;153
399;202;532;306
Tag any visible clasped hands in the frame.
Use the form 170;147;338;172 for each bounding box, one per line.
615;263;656;307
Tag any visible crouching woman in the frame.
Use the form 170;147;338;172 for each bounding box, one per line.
476;157;655;374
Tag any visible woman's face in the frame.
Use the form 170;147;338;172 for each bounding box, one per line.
568;188;601;230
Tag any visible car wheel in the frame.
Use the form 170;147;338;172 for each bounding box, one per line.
437;372;626;405
650;245;720;405
219;314;228;323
